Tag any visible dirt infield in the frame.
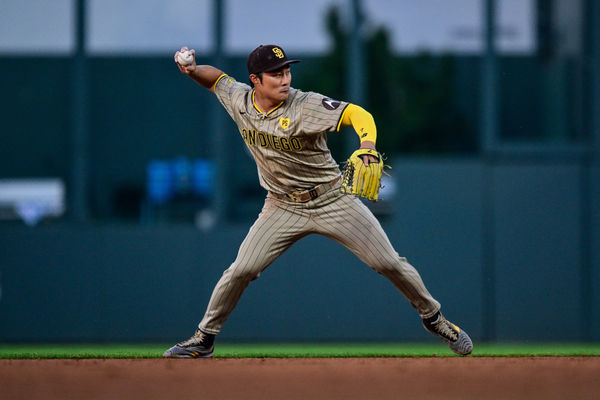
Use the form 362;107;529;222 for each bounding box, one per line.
1;357;599;400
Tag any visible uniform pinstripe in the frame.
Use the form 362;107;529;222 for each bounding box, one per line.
198;75;440;335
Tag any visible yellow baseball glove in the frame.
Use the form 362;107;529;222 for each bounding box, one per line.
340;148;389;201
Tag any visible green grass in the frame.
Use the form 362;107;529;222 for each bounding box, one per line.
1;342;600;359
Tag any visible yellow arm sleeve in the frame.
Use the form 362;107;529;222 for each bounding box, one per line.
337;103;377;144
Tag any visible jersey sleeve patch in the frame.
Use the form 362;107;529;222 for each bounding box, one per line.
322;97;342;110
300;91;348;134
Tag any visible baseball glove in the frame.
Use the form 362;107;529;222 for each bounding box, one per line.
340;148;389;201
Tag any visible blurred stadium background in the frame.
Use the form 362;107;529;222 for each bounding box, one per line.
0;0;598;344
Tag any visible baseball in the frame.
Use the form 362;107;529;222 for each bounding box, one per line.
177;50;194;66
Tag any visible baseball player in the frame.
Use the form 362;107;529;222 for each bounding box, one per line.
163;44;473;358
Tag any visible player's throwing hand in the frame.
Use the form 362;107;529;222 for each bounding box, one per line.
174;47;196;74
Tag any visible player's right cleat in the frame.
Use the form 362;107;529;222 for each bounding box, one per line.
422;312;473;356
162;329;215;358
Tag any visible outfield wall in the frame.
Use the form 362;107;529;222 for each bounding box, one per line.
1;158;597;342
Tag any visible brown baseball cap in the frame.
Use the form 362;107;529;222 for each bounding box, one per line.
247;45;301;75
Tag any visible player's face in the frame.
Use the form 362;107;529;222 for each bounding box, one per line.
255;67;292;103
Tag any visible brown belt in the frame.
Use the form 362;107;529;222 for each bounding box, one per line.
271;176;341;203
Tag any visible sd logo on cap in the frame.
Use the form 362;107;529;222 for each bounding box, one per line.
247;45;301;75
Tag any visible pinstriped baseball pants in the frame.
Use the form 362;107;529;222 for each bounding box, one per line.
199;183;441;335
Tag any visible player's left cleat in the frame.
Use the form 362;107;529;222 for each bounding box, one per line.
163;329;215;358
422;312;473;356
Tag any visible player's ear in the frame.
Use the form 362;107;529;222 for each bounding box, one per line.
249;73;263;88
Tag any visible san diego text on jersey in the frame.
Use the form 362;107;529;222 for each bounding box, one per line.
240;128;303;151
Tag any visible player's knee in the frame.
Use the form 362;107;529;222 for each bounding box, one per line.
370;255;410;275
225;263;262;283
370;260;394;275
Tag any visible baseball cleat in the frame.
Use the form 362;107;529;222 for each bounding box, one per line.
163;329;215;358
422;312;473;355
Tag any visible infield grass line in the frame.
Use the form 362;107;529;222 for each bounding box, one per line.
1;342;599;359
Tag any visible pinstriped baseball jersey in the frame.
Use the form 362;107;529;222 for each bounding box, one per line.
214;74;346;194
